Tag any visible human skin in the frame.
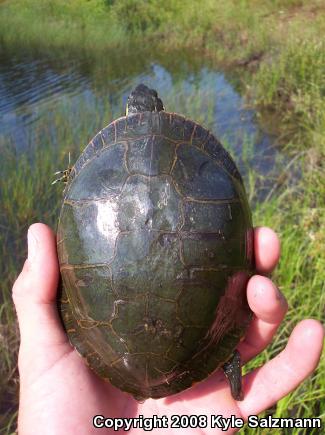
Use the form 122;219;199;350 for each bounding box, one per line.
12;224;324;434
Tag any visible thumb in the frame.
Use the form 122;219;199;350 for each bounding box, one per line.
12;223;70;364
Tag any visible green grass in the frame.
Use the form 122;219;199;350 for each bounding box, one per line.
0;0;123;55
255;39;325;153
242;170;325;434
0;0;324;433
0;1;323;59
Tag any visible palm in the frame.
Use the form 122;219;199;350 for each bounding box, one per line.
21;342;242;434
14;224;323;435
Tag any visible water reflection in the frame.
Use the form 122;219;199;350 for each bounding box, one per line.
0;48;281;186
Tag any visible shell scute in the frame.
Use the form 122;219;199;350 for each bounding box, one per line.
57;110;253;400
67;143;128;200
111;296;146;338
190;123;210;147
127;136;175;176
182;201;246;236
117;175;182;232
59;201;119;265
111;230;184;299
204;134;242;181
182;233;246;268
159;112;186;141
111;353;148;390
61;265;115;322
100;123;116;147
171;143;238;200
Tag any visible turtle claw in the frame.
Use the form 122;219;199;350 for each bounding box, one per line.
51;177;64;185
223;350;244;401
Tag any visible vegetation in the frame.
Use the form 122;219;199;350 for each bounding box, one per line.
0;0;324;433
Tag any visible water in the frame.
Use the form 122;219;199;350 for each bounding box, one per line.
0;48;283;190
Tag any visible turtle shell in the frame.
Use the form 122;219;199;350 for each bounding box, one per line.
57;111;254;400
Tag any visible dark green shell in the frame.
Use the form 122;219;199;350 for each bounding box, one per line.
57;111;254;400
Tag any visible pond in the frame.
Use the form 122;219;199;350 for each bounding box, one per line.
0;48;283;181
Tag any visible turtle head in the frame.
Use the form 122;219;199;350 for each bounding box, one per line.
126;84;164;115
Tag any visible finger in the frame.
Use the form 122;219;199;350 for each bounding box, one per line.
254;227;280;274
238;319;324;418
12;223;68;349
238;275;288;362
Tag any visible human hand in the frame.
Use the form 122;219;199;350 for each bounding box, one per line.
13;224;324;434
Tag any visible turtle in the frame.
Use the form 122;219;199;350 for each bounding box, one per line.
57;83;254;402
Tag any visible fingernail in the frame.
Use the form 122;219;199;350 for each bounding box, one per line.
27;228;38;262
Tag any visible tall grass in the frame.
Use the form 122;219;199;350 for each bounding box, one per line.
255;39;325;153
0;0;123;54
0;1;324;61
242;169;325;433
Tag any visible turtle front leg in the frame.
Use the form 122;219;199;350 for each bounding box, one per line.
222;350;243;401
51;152;72;185
51;168;72;185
